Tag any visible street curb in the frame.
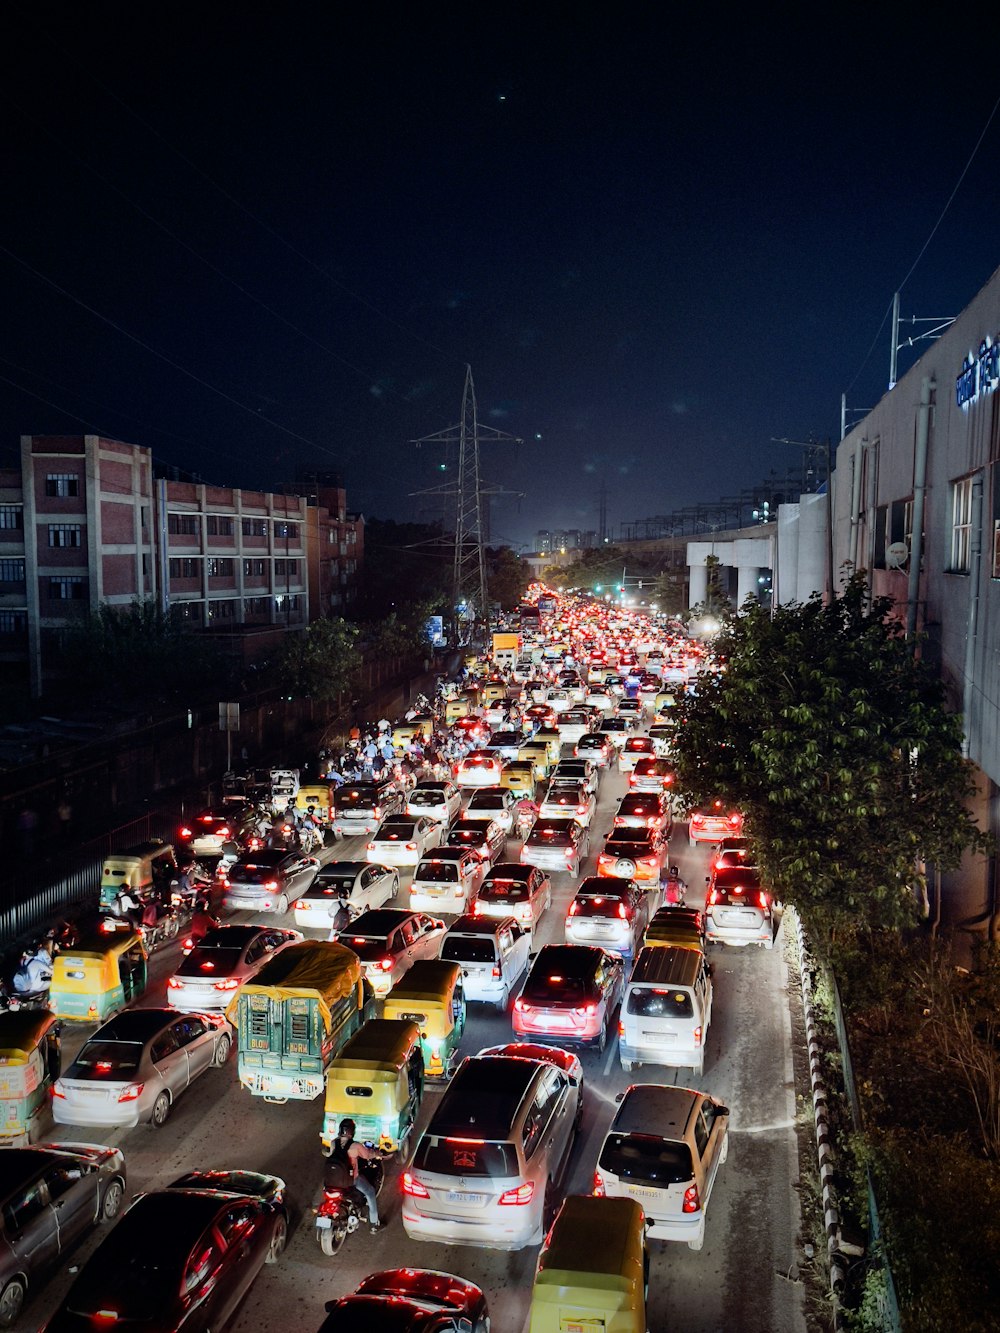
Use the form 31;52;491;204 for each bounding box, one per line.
794;910;848;1328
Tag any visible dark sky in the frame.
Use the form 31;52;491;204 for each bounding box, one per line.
2;5;999;545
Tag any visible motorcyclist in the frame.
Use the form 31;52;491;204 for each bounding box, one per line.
327;1118;387;1234
12;944;52;995
662;865;688;906
514;797;539;839
115;884;144;929
189;895;220;944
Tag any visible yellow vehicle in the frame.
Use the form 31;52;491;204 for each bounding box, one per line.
99;839;176;910
231;941;374;1103
0;1011;62;1147
654;690;677;716
392;718;430;749
500;760;537;799
296;783;337;827
49;927;148;1021
382;959;466;1081
463;653;481;672
643;907;706;955
533;727;564;765
321;1018;424;1156
445;695;473;724
518;740;552;780
529;1194;648;1333
481;681;507;704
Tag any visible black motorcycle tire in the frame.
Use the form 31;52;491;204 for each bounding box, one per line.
319;1220;347;1255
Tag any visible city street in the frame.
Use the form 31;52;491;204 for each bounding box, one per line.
35;764;806;1333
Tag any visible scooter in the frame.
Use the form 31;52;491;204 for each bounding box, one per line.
314;1152;386;1257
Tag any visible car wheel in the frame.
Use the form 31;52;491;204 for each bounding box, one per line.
265;1214;287;1263
391;875;400;900
276;894;289;915
100;1176;125;1222
542;1178;560;1232
150;1092;171;1128
214;1033;232;1066
494;988;509;1013
595;1018;607;1054
0;1278;25;1328
319;1218;348;1255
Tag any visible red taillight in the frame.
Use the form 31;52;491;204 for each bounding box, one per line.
613;816;625;826
575;1002;597;1017
683;1182;700;1213
567;900;579;916
214;978;240;991
167;977;183;989
599;853;613;865
639;856;657;866
498;1181;535;1206
117;1083;145;1103
708;888;720;905
715;859;725;869
729;814;741;826
406;842;417;851
52;1081;66;1098
297;900;310;910
402;1171;430;1198
648;816;659;827
592;1171;605;1197
618;1019;625;1035
514;997;528;1012
492;965;501;978
691;814;704;826
629;775;637;786
179;826;193;839
693;1026;703;1047
379;957;393;971
374;807;382;820
617;902;628;920
759;891;770;910
366;842;376;851
565;846;575;859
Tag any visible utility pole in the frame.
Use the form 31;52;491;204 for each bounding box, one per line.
412;366;522;642
889;290;955;391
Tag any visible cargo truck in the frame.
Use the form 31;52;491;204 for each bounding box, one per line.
492;630;522;671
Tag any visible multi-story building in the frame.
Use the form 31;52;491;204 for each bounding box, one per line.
0;435;364;696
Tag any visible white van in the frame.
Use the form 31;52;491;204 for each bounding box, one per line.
439;915;531;1010
619;945;713;1075
269;768;300;812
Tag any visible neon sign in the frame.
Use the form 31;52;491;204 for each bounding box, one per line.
956;336;1000;408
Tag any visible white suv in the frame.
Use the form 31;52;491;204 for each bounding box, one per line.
402;1054;578;1250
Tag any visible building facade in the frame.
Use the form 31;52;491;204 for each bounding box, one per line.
0;435;363;696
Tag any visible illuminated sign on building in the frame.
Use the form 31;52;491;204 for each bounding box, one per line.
956;336;1000;408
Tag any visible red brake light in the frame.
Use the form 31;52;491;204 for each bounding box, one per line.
567;900;579;916
179;827;193;839
729;813;741;826
472;900;484;915
592;1171;605;1197
379;957;393;971
498;1181;535;1206
214;978;240;991
683;1182;700;1213
117;1083;145;1103
167;977;183;989
617;902;628;920
491;965;501;978
759;891;770;909
693;1025;703;1046
402;1171;430;1199
406;842;417;851
366;842;376;851
708;888;719;905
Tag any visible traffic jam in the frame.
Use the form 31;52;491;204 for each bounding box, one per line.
1;587;797;1333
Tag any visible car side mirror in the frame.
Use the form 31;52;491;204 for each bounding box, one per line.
614;1090;625;1103
716;1105;730;1117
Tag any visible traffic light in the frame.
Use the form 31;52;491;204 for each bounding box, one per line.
594;584;602;592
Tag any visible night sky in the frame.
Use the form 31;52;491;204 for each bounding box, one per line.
2;6;999;546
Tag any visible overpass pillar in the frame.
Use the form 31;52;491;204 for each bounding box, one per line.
688;563;708;608
737;565;761;605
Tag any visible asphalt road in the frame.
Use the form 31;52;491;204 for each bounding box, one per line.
31;759;806;1333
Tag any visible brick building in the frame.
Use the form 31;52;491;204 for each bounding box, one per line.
0;435;363;696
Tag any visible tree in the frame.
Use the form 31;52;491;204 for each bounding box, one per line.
485;545;529;611
270;617;360;703
672;576;987;939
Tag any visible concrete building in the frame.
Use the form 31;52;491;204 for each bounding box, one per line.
0;435;363;696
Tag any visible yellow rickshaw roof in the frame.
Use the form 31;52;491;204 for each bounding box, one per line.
330;1019;420;1073
0;1009;59;1054
535;1196;645;1292
240;941;361;1004
57;929;144;960
383;959;461;1002
103;839;173;863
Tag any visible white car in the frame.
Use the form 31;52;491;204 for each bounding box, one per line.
538;782;597;828
292;860;399;930
585;688;615;715
544;689;572;714
409;848;487;913
619;736;657;774
594;1085;729;1250
441;916;532;1010
598;718;631;751
551;758;600;796
556;710;594;747
616;698;645;726
406;782;462;825
454;752;505;788
485;730;524;762
463;786;517;832
342;908;447;998
167;925;302;1011
366;817;443;867
474;863;552;931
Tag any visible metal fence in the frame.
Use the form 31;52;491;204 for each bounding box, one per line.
830;973;902;1333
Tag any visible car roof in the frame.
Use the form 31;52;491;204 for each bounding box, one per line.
198;924;267;947
612;1084;699;1138
484;863;532;881
447;914;514;935
92;1008;177;1043
534;944;602;975
233;849;286;866
629;946;703;986
318;861;366;876
71;1190;227;1284
350;909;418;933
430;1056;537;1138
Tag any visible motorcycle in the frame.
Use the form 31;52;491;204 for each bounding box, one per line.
661;870;687;907
314;1151;386;1257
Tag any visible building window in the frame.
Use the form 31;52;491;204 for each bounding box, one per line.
0;505;23;529
950;476;974;573
0;610;27;635
141;506;148;529
141;554;150;578
168;557;201;578
48;576;86;600
47;524;82;548
208;600;237;621
242;518;268;537
45;474;79;498
243;596;267;617
274;594;300;614
206;515;234;536
167;513;198;536
243;558;266;577
274;559;298;577
207;557;234;577
0;559;25;582
872;505;888;569
175;602;202;623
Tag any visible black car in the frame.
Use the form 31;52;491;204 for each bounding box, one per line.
319;1268;489;1333
0;1143;126;1328
44;1171;287;1332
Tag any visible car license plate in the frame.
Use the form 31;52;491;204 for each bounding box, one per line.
590;922;613;934
626;1184;658;1198
643;1030;674;1043
446;1190;486;1205
315;1216;332;1230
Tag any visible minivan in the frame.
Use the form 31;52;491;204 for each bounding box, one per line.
619;946;713;1074
402;1053;578;1250
439;915;531;1011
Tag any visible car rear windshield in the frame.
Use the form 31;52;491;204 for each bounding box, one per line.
441;938;497;964
414;862;458;882
573;894;626;918
522;973;593;1004
478;879;529;902
408;792;444;806
618;795;662;816
470;795;505;810
345;938;392;962
178;948;243;977
528;828;571;847
73;1040;143;1075
374;823;415;840
337;786;378;806
413;1135;518;1178
599;1132;694;1185
309;876;357;896
607;830;652;846
627;987;694;1018
229;864;280;884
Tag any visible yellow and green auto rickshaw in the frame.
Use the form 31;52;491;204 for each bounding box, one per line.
381;960;466;1081
321;1018;424;1157
643;907;706;955
99;839;177;911
0;1010;62;1147
499;760;537;799
517;739;552;781
529;1194;649;1333
48;926;148;1021
532;727;564;766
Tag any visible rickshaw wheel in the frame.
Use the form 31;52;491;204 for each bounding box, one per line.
320;1220;347;1255
0;1278;25;1327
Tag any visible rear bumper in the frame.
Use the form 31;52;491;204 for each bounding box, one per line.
402;1204;538;1250
410;888;469;913
619;1038;700;1067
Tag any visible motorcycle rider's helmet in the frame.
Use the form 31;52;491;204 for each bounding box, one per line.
338;1118;356;1139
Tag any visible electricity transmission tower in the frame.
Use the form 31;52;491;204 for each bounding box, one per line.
412;366;522;639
